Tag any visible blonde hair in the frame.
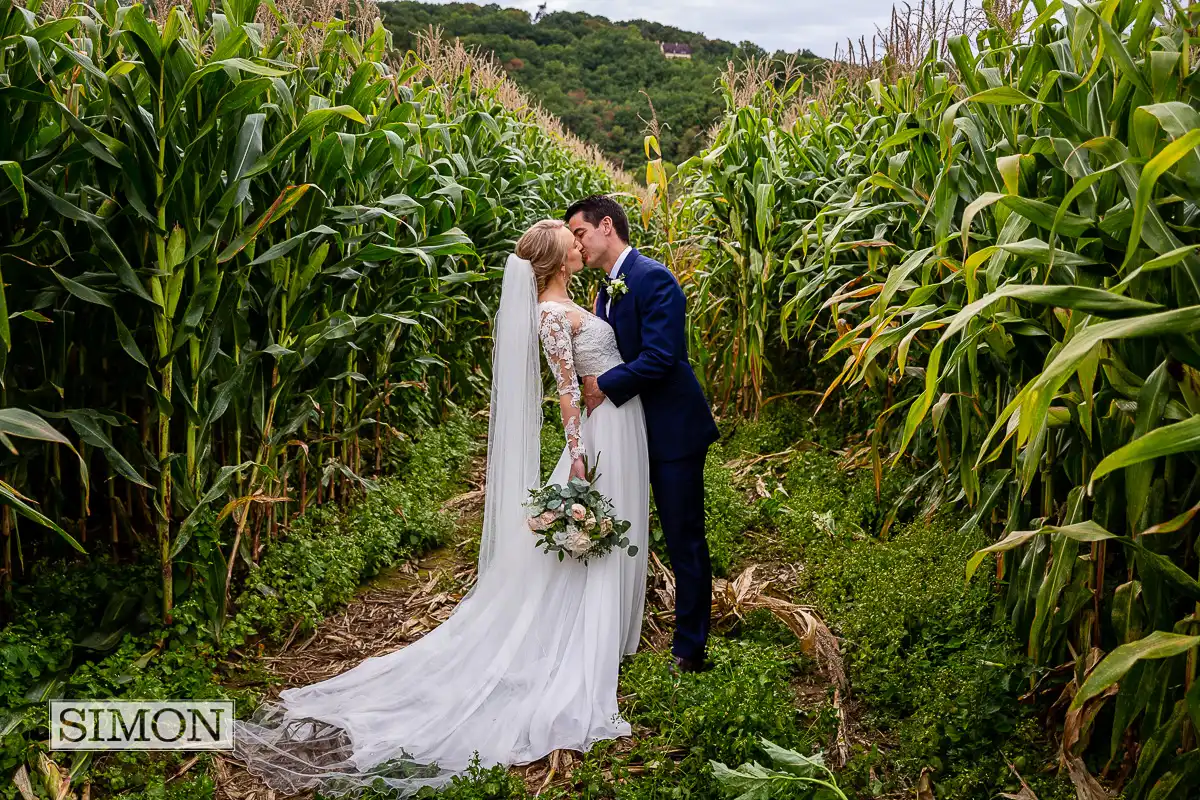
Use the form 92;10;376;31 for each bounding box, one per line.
516;219;570;293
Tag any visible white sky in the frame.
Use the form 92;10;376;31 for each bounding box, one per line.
433;0;904;58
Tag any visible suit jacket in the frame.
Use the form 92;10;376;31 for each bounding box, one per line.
596;248;719;462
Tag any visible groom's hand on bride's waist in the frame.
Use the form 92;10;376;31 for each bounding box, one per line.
583;376;606;414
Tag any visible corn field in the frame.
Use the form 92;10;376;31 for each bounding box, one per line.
657;0;1200;794
8;0;1200;794
0;0;616;626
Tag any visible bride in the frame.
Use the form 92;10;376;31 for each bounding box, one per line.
232;219;651;796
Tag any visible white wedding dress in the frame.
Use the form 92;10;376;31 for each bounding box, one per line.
232;256;650;797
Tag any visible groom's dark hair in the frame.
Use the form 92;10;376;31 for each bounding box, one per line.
564;195;630;243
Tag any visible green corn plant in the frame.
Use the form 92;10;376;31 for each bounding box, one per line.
678;0;1200;794
0;0;618;629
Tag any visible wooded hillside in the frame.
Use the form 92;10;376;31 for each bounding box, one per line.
380;1;824;172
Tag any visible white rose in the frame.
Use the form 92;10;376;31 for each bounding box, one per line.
568;529;592;557
570;503;587;522
600;517;613;535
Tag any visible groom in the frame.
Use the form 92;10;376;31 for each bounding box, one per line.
565;195;720;675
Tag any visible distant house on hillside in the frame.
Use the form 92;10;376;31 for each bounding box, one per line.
660;42;692;59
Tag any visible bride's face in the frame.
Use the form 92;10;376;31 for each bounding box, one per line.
561;228;585;277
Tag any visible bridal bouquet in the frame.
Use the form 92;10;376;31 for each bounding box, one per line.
526;455;638;563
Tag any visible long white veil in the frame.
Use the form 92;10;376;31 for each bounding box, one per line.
231;255;547;796
472;254;543;586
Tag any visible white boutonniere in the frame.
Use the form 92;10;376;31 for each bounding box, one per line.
608;277;629;300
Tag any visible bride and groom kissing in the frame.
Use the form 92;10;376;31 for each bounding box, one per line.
234;195;721;796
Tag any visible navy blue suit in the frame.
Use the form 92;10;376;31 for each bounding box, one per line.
596;248;719;662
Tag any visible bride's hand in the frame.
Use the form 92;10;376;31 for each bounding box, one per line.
570;457;587;482
582;376;605;414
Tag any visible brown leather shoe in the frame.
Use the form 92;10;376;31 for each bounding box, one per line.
668;654;709;675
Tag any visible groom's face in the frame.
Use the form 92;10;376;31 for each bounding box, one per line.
567;213;616;271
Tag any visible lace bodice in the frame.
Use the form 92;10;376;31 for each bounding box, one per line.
537;300;624;461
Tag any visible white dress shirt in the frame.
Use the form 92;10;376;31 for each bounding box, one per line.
605;245;632;316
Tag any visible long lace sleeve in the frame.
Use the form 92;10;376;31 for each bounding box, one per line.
538;305;585;461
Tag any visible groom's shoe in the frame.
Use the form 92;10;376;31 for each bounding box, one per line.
668;654;709;675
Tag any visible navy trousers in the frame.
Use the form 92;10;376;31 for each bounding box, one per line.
649;452;711;661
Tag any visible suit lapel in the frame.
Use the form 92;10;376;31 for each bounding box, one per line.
618;249;639;286
596;283;610;324
599;248;635;325
609;249;639;350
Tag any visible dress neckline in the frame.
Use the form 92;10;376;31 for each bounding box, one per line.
539;298;585;312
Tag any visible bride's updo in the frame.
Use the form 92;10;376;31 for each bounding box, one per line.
516;219;570;293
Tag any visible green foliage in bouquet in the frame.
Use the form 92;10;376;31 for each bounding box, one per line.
525;455;637;563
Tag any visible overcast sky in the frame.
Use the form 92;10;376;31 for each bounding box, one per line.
457;0;901;58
